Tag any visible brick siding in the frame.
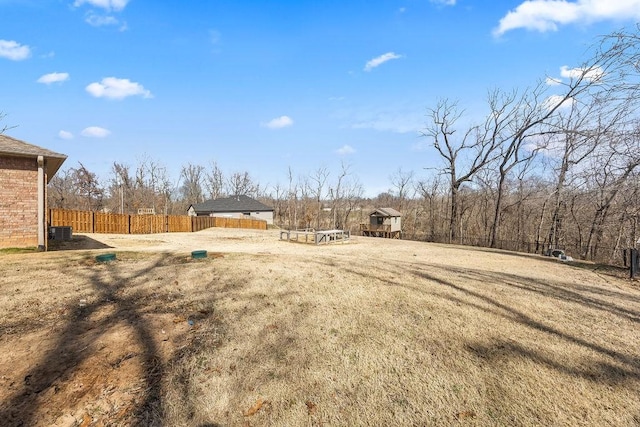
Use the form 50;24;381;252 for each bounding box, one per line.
0;156;41;248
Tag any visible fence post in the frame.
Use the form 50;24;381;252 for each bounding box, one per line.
631;249;639;279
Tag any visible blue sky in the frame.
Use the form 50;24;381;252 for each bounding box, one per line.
2;0;640;196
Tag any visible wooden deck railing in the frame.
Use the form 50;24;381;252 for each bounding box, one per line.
360;224;391;232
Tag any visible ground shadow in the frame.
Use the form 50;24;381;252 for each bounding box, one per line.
313;255;640;385
48;234;113;251
0;252;223;426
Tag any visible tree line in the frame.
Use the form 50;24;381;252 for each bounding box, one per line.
38;27;640;263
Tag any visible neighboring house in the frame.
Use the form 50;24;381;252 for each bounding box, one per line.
360;207;402;239
0;134;67;250
188;195;274;225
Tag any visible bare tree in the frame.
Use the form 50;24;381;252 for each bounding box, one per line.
0;111;15;134
390;167;414;213
179;163;205;205
423;99;502;243
543;101;617;252
226;171;257;196
271;182;287;227
309;167;329;230
340;174;364;231
205;161;225;199
70;162;104;211
416;174;444;241
486;87;541;248
286;167;298;230
582;130;640;259
127;154;171;213
108;162;133;214
48;168;74;209
329;163;349;229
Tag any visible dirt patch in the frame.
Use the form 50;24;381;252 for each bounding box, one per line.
1;228;639;426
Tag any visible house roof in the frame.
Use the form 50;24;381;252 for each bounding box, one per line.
370;207;402;217
191;195;273;213
0;134;67;182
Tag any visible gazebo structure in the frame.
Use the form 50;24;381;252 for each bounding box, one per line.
360;207;402;239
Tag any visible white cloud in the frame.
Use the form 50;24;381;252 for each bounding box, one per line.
546;76;562;86
0;40;31;61
364;52;403;72
546;65;604;86
86;77;152;100
543;94;575;111
494;0;640;36
263;115;293;129
560;65;603;82
37;72;69;84
81;126;111;138
430;0;456;5
86;14;119;27
336;145;356;155
74;0;129;12
523;133;550;153
58;130;74;140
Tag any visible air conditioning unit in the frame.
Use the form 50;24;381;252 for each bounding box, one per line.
49;226;73;241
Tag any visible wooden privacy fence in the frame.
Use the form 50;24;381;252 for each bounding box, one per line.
49;209;267;234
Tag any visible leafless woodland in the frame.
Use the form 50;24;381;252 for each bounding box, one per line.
45;28;640;264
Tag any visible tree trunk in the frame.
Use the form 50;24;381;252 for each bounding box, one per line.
450;185;459;243
490;171;507;248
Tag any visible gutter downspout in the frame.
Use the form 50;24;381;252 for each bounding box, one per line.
37;155;45;251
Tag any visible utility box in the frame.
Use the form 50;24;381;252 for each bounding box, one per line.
49;226;73;241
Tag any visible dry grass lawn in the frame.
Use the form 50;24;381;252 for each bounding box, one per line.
0;228;639;426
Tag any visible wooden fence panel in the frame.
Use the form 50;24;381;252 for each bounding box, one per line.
167;215;191;232
94;212;129;234
215;217;239;229
49;208;93;232
130;214;167;234
192;216;217;232
129;215;148;234
211;216;266;230
152;215;167;233
49;209;267;234
241;218;267;230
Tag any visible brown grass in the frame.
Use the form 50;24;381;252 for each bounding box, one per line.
0;229;639;426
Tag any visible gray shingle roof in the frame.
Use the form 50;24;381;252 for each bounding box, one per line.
191;195;273;213
371;207;402;217
0;134;67;182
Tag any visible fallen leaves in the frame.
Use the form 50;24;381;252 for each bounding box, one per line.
455;410;476;420
245;398;266;417
79;413;92;427
305;400;317;415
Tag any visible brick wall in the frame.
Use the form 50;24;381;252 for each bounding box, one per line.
0;156;40;248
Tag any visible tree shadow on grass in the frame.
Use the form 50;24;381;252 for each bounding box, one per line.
308;255;640;422
315;256;640;384
0;252;224;426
